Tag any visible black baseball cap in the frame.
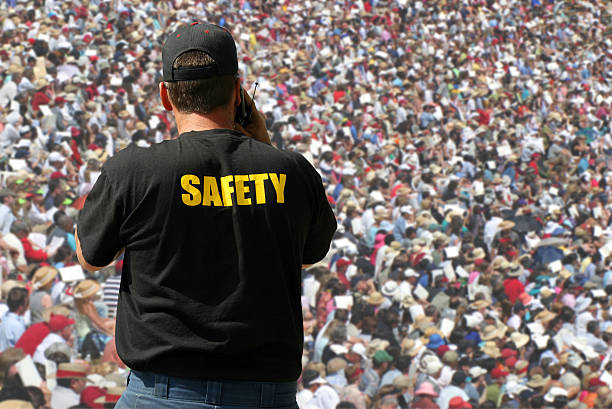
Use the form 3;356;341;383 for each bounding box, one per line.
162;22;238;82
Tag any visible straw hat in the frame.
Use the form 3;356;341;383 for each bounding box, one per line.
465;247;486;262
0;401;33;409
527;374;549;388
535;310;557;324
510;332;530;349
491;256;509;270
52;363;88;379
481;341;501;358
31;266;58;290
73;279;101;299
480;325;503;341
366;291;385;306
470;299;491;310
498;220;516;231
34;78;49;90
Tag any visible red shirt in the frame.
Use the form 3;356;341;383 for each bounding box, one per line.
31;91;51;112
504;278;525;304
15;322;50;356
20;237;48;262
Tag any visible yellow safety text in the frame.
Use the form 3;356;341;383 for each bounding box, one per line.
180;173;286;206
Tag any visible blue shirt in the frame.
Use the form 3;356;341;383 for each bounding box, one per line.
0;312;26;351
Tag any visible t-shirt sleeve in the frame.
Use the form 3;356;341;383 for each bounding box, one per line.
300;159;337;264
77;171;124;267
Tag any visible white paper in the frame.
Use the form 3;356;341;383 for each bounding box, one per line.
15;355;42;387
413;284;429;300
533;334;550;349
39;105;53;116
45;360;56;390
59;265;85;282
527;322;545;335
125;104;135;117
455;266;469;278
443;262;456;282
444;246;459;259
594;207;603;219
601;371;612;388
85;49;97;56
497;145;512;157
8;159;28;171
440;318;455;337
333;238;354;250
591;289;607;298
549;187;558;196
148;116;160;130
239;33;250;41
568;205;579;219
594;226;603;237
359;94;372;105
487;161;496;170
431;269;443;282
342;127;352;137
409;304;425;321
548;260;562;273
334;295;353;309
28;233;47;249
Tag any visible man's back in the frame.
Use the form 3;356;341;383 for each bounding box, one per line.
78;129;336;381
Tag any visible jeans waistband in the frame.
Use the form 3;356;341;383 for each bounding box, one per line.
129;370;297;408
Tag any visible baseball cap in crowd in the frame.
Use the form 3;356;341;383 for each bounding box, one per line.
162;22;238;82
372;349;393;364
449;396;472;409
491;368;509;379
48;314;75;332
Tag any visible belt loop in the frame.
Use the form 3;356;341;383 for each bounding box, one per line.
260;383;276;408
205;380;222;405
154;375;169;399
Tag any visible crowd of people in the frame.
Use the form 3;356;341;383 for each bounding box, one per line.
0;0;609;408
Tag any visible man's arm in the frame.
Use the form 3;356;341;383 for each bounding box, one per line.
75;227;123;272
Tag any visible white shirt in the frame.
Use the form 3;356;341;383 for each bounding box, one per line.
34;332;65;366
51;385;79;409
296;389;314;409
305;384;340;409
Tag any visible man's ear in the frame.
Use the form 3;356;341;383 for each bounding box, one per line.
159;82;173;111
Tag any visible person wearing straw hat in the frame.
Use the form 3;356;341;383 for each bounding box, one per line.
29;266;58;325
72;279;114;357
76;22;335;409
50;362;88;409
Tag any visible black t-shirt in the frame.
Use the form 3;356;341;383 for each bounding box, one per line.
77;129;336;381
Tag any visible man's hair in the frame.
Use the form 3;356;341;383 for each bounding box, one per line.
6;287;28;312
164;51;235;114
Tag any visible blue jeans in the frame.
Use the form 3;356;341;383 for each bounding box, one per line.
115;370;299;409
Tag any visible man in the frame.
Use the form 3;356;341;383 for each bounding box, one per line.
437;371;470;409
76;22;336;408
0;189;16;235
359;349;394;404
33;313;75;366
0;286;29;351
304;377;340;409
50;362;88;409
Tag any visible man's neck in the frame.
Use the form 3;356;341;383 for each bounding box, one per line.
174;108;234;135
